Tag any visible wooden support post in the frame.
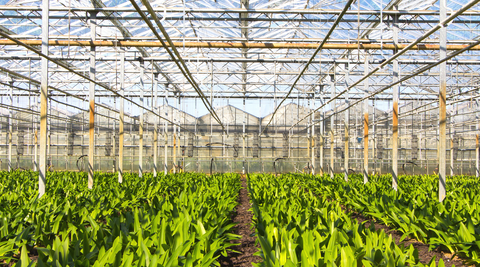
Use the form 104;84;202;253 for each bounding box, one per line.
363;56;369;183
139;59;144;177
88;11;96;189
38;0;49;197
439;0;447;202
118;51;124;183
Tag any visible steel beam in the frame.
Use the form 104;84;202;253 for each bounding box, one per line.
38;0;48;198
438;0;447;202
3;6;480;16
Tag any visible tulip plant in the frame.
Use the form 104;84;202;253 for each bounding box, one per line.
0;171;240;266
304;173;480;265
248;173;450;267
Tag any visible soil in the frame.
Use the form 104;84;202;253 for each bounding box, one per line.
219;175;262;267
350;212;469;267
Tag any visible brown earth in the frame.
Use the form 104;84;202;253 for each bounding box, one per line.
219;175;262;267
350;211;469;267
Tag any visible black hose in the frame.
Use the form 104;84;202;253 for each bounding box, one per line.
210;158;214;176
77;155;88;172
402;161;418;174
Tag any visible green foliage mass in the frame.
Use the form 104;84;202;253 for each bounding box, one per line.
0;171;240;267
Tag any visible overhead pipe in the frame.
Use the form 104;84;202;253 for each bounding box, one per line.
3;55;480;65
2;39;480;50
2;5;480;16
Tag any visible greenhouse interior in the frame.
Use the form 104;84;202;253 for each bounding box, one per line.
1;0;480;265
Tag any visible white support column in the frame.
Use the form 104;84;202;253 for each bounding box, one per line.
311;97;315;175
153;73;158;177
38;0;49;197
476;134;479;177
450;137;454;176
118;51;124;183
344;71;349;182
242;97;246;174
88;11;96;189
330;74;335;179
8;85;12;171
34;129;38;171
164;85;169;175
139;59;144;177
320;112;324;175
439;0;447;202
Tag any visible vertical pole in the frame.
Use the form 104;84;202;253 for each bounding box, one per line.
88;11;96;189
8;85;12;171
311;97;315;175
344;72;349;181
118;51;124;183
439;0;447;202
450;137;454;176
173;95;177;173
139;59;144;177
153;74;158;177
34;130;38;171
330;74;335;179
173;132;177;173
392;9;399;191
242;97;246;174
320;112;324;175
476;134;479;177
164;85;168;175
38;0;49;197
363;55;369;183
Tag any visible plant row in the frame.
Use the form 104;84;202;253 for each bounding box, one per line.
247;173;447;267
305;174;480;265
0;171;240;266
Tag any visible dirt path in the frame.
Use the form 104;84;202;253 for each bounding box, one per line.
220;175;262;267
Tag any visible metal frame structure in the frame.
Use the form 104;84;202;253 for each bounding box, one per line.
1;0;480;200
